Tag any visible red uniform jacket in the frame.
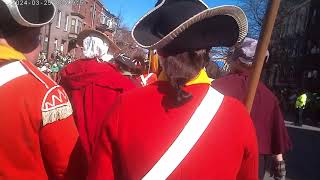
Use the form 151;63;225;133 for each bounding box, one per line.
0;61;85;180
213;73;291;155
60;59;136;162
88;82;258;180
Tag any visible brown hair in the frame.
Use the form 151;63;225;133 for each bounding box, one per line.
160;49;209;106
205;61;221;79
229;58;252;74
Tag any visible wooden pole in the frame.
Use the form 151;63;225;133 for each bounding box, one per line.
244;0;281;112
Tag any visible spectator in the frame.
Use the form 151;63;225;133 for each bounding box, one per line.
295;90;307;126
213;37;291;180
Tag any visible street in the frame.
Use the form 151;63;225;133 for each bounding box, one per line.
263;121;320;180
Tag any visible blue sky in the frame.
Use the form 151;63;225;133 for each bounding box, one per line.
103;0;240;29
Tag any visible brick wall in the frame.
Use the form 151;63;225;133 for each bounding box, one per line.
41;5;72;59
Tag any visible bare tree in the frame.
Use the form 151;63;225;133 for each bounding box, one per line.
111;6;146;59
209;47;233;74
113;28;145;58
238;0;268;38
115;7;126;29
210;47;232;60
238;0;305;38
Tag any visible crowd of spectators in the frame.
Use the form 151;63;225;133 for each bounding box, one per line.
35;50;74;81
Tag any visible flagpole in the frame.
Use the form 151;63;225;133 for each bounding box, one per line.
244;0;281;112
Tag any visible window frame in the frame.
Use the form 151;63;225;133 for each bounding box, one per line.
64;15;69;31
56;10;62;28
70;18;76;33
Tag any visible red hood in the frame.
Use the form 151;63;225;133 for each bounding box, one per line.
60;59;134;91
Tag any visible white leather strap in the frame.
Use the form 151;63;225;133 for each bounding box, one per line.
0;61;28;87
140;75;146;86
142;87;224;180
140;73;153;86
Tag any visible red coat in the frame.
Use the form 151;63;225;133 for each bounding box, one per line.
88;82;258;180
60;59;136;162
0;61;85;180
213;73;291;155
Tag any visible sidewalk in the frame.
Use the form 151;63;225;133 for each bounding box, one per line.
259;120;320;180
263;172;293;180
285;121;320;132
282;122;320;180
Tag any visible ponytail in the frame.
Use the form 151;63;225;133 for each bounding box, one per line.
160;49;209;106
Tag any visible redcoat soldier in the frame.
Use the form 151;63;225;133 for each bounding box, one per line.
88;0;258;179
60;29;136;162
0;1;85;179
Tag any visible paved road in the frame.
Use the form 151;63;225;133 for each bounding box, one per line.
263;121;320;180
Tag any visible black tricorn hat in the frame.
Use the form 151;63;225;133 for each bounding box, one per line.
132;0;248;54
0;0;55;27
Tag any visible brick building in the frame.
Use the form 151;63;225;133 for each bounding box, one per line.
267;0;320;91
40;0;119;60
40;4;72;59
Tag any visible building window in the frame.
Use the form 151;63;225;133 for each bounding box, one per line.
312;9;317;24
56;10;62;28
300;7;307;32
295;13;300;33
76;20;82;34
91;4;96;27
61;40;66;53
54;38;58;50
311;43;317;54
100;13;106;24
284;18;289;37
93;5;96;19
64;15;69;31
60;44;64;52
43;36;49;52
289;16;294;35
70;18;76;33
280;23;285;38
107;19;113;28
76;19;79;34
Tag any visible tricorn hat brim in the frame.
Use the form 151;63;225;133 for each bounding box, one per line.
77;29;121;53
132;0;248;52
1;0;56;27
